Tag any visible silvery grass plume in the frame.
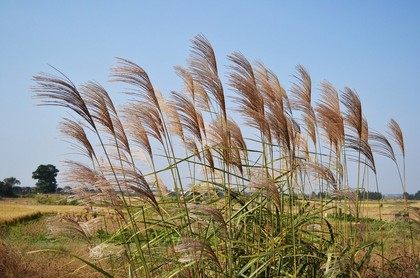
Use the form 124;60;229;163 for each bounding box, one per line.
255;61;293;151
290;65;317;147
171;90;205;148
31;34;414;277
32;68;96;129
175;237;223;273
48;215;104;242
387;119;406;200
111;58;167;150
188;34;226;121
341;88;363;140
305;162;338;191
208;116;247;174
387;119;405;158
369;130;396;163
174;66;211;112
187;204;227;235
228;52;269;139
248;169;282;211
89;243;125;260
59;118;97;163
316;81;344;156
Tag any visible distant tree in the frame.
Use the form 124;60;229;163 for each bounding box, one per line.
359;191;383;200
403;192;414;200
32;164;59;193
0;181;7;196
415;191;420;200
317;192;331;199
0;177;21;196
12;186;23;195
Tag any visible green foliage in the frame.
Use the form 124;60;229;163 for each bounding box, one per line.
96;229;110;241
317;191;332;199
404;191;420;200
359;190;383;200
32;164;59;193
0;177;20;197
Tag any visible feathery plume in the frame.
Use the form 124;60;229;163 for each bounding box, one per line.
59;118;97;161
166;102;186;142
123;108;153;159
248;169;282;210
63;161;125;219
345;135;376;173
124;102;164;145
255;64;292;149
387;118;405;158
306;162;338;190
188;204;227;232
81;81;131;155
290;65;316;148
171;91;203;143
110;58;161;111
32;69;95;129
111;58;167;150
175;237;223;271
228;52;268;137
204;145;215;171
369;130;396;162
188;34;226;119
316;81;344;151
174;66;211;111
341;87;363;139
208;117;246;173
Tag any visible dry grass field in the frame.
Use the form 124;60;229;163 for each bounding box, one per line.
0;197;84;225
0;196;419;277
0;196;112;277
360;199;420;220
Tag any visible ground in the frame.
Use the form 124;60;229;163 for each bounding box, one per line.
0;196;419;277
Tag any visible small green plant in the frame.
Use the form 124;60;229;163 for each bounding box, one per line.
96;229;110;241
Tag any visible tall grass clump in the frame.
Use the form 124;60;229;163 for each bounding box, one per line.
32;34;415;277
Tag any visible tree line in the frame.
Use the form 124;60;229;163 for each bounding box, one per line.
311;190;420;200
404;191;420;200
0;164;59;197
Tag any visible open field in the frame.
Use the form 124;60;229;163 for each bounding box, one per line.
0;217;99;277
0;196;419;277
360;199;420;220
0;197;84;225
4;197;418;223
0;196;114;277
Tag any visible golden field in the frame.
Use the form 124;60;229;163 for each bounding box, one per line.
360;199;420;220
0;197;84;225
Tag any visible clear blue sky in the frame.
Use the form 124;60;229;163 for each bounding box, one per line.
0;1;419;194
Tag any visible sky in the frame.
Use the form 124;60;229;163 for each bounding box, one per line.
0;1;419;194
